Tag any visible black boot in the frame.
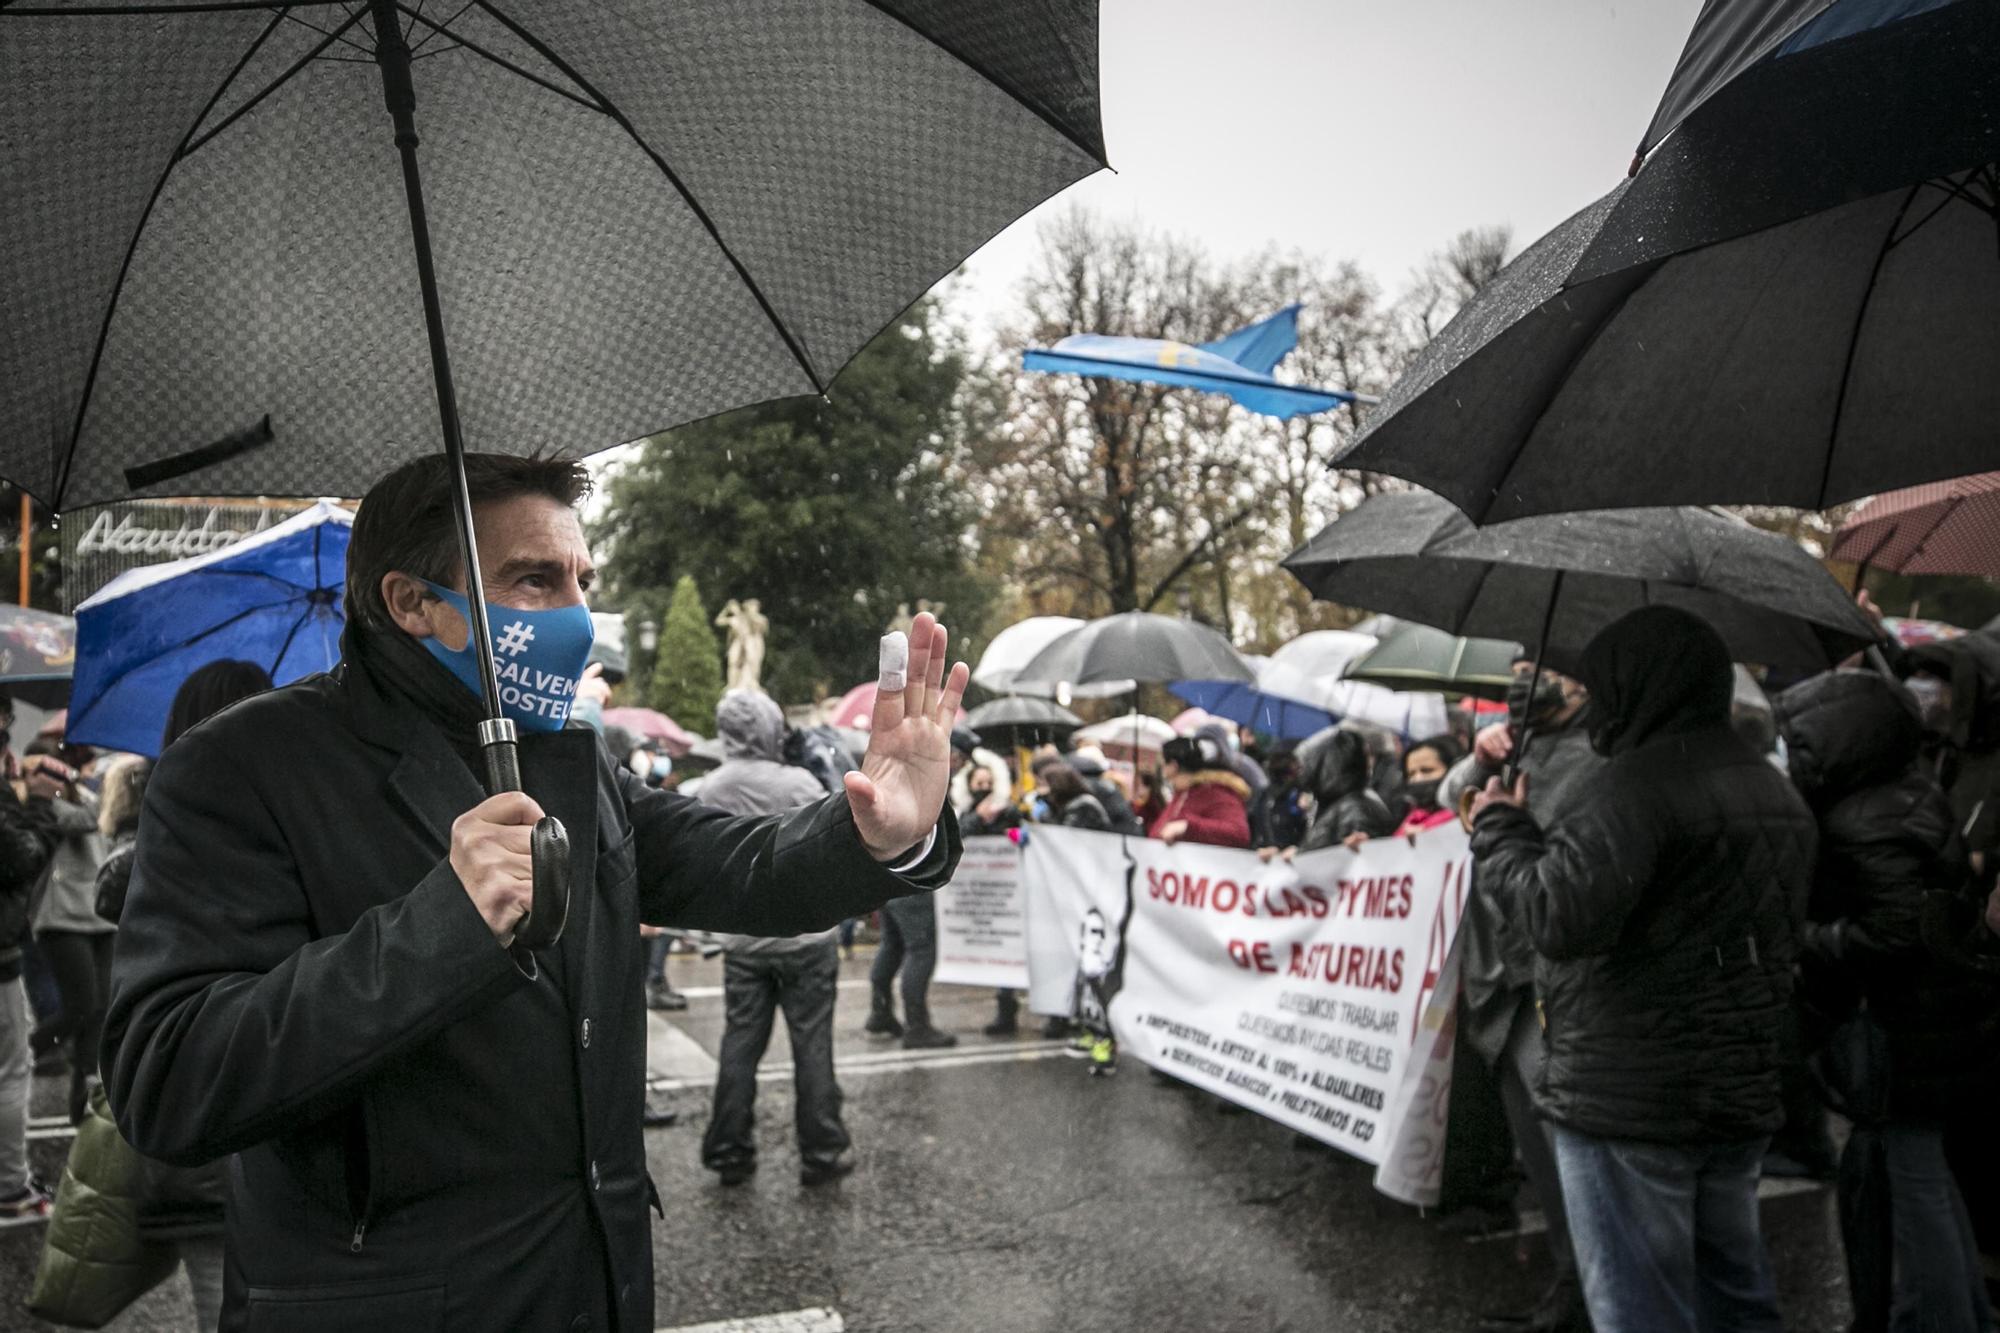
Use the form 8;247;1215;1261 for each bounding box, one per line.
864;993;903;1038
902;1025;958;1050
983;989;1020;1037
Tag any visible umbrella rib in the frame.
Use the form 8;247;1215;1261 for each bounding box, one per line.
273;4;374;57
853;0;1106;169
45;10;294;508
0;2;345;12
179;7;370;159
75;597;305;721
269;603;315;677
1816;183;1922;509
395;3;603;112
470;0;828;394
407;0;473;55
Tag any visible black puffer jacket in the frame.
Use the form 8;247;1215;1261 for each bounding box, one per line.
0;785;54;983
1297;729;1396;851
1472;607;1815;1144
1774;669;1999;1117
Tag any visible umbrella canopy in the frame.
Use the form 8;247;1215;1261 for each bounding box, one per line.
1168;681;1333;741
971;616;1133;698
964;695;1083;748
1339;620;1522;702
1335;157;2000;521
0;3;1107;510
600;707;699;757
1829;472;2000;577
1172;631;1451;740
1073;711;1176;762
830;682;967;733
68;500;351;757
1593;0;1997;278
0;604;77;710
1009;611;1253;691
1022;305;1373;421
1282;492;1880;675
1883;615;1968;647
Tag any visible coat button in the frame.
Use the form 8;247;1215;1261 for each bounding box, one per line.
580;1018;591;1049
590;1159;600;1191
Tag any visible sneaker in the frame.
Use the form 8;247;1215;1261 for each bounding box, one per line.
900;1026;957;1050
0;1179;52;1228
1088;1037;1116;1072
800;1150;856;1187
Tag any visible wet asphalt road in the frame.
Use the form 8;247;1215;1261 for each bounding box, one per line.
0;950;1851;1331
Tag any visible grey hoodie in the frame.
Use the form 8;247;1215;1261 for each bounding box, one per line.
698;691;837;954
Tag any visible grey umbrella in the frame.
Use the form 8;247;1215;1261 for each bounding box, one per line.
1339;619;1521;702
1;0;1103;949
1334;156;2000;522
964;695;1082;748
1008;611;1253;691
1281;492;1880;676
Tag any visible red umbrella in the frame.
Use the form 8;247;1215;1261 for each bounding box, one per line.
828;683;966;733
1831;473;2000;578
601;707;699;758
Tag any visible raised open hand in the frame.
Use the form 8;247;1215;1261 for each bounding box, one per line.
846;611;970;862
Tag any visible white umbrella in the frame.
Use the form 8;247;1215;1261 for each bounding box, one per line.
1262;631;1451;740
972;616;1134;699
1073;712;1176;762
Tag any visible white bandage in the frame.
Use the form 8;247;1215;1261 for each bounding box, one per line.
878;632;909;693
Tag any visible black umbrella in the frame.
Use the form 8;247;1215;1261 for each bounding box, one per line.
1593;0;1999;278
1;2;1104;948
1008;611;1253;691
1281;492;1880;676
1333;157;2000;522
964;695;1082;748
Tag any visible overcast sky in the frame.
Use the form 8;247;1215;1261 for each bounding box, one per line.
951;0;1703;325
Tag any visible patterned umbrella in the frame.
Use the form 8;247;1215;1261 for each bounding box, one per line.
1830;472;2000;577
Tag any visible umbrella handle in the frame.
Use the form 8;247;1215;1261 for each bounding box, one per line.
480;720;572;955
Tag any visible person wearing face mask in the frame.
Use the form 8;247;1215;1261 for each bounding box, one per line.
101;454;967;1331
1469;607;1815;1333
1440;655;1601;1333
1393;735;1462;837
1295;728;1396;854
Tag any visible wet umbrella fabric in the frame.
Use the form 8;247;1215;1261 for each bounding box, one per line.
1008;611;1253;691
1338;620;1521;703
1281;492;1880;675
972;616;1133;698
1171;631;1450;740
67;500;350;757
963;695;1082;748
1829;472;2000;578
0;605;77;710
0;2;1107;509
599;707;699;757
1592;0;1994;278
1333;160;2000;522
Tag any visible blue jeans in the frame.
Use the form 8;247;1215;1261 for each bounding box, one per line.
1551;1125;1782;1333
1841;1121;1995;1333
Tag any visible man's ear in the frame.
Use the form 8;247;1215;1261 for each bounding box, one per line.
382;572;470;649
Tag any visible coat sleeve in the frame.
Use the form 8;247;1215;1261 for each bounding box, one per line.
101;731;525;1166
1469;772;1663;962
1800;833;1932;983
621;771;960;934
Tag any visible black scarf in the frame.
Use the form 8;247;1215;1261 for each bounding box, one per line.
345;622;488;767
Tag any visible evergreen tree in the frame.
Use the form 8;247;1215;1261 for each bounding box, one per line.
649;575;723;730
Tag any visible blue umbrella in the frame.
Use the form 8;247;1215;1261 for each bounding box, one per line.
69;501;352;756
1022;305;1378;421
1168;679;1334;741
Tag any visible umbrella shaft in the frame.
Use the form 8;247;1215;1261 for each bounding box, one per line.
369;0;515;791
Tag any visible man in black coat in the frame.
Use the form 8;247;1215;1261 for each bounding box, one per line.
1469;606;1815;1333
101;454;966;1332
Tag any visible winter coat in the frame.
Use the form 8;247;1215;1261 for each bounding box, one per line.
1053;793;1111;833
1149;770;1252;848
959;800;1023;838
1394;805;1458;838
1296;729;1395;852
31;795;112;936
1445;722;1605;1066
699;691;843;956
0;786;54;983
1471;607;1815;1145
102;627;959;1332
1196;722;1267;797
1084;775;1142;835
1773;669;2000;1117
1251;780;1309;851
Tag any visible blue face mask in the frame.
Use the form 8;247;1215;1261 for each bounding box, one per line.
418;580;596;733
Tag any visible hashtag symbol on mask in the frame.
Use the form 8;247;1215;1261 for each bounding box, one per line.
495;621;536;657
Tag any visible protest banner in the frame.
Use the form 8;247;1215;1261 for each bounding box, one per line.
932;834;1031;989
1020;826;1469;1168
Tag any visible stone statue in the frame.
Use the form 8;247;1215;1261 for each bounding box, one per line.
887;602;914;638
715;598;768;694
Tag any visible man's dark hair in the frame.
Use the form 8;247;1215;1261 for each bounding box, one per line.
346;452;592;633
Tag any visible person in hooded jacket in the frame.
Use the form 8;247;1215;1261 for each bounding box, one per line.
1470;606;1815;1333
1149;736;1251;848
1039;763;1110;832
1773;670;1999;1333
1295;728;1396;853
1068;748;1142;835
1250;744;1309;856
697;691;858;1188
